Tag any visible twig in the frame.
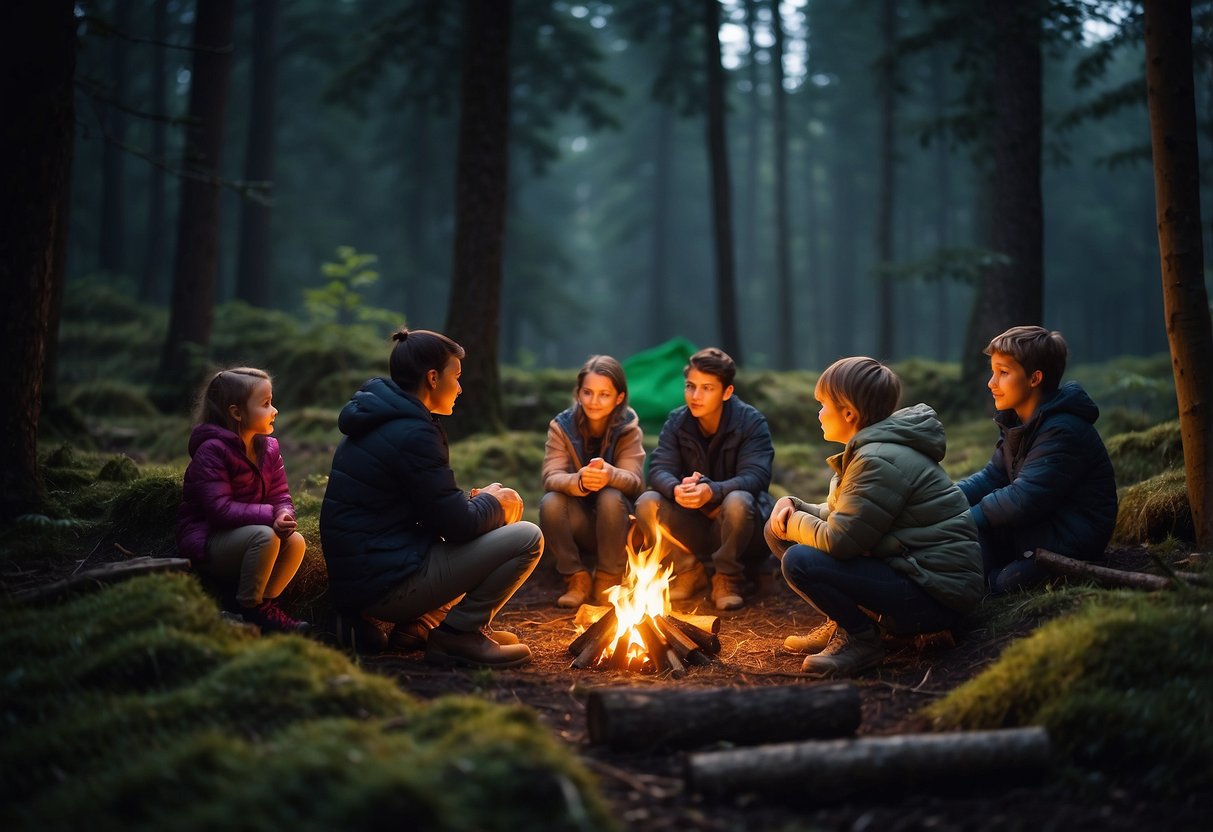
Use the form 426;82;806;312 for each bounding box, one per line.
70;539;106;576
580;757;681;800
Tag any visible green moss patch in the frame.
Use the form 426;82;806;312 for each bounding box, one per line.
925;593;1213;795
1;573;614;831
1105;420;1184;488
1113;469;1194;544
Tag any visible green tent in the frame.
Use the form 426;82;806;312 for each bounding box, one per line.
622;337;697;436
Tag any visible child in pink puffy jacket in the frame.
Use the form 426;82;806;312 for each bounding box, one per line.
177;367;308;633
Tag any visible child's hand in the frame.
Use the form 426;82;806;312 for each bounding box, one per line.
578;457;610;492
769;497;795;539
273;509;297;535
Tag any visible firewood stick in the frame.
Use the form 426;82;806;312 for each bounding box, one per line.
571;615;619;669
661;613;721;654
1034;548;1187;591
608;634;632;671
587;683;859;750
654;615;712;665
568;607;617;657
686;726;1051;800
635;618;674;675
667;612;720;634
664;647;686;679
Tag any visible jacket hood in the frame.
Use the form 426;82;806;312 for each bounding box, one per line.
188;422;242;457
996;380;1099;430
846;403;947;464
338;377;431;439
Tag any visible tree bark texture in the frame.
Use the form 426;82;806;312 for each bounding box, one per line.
444;0;513;438
771;3;793;369
100;0;130;276
236;0;280;309
0;1;76;519
153;0;236;411
686;726;1050;800
1144;0;1213;547
1034;548;1204;591
964;1;1043;388
703;0;742;363
587;682;860;751
649;106;673;341
140;0;169;304
875;0;897;361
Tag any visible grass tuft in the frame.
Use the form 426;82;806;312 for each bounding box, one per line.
1113;469;1193;544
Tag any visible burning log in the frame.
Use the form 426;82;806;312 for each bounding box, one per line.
570;608;619;669
660;614;721;655
685;726;1050;800
569;607;617;657
586;683;860;751
653;615;711;666
668;612;720;634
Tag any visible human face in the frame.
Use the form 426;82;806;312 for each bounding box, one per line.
987;351;1042;423
233;379;277;438
816;392;858;445
578;371;624;433
427;355;463;416
684;368;732;428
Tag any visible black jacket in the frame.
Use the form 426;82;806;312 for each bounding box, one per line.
320;377;503;610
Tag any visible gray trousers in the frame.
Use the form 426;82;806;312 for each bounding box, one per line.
634;490;769;577
206;525;307;607
538;488;632;576
365;522;543;632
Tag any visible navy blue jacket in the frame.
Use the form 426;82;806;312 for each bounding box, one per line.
647;395;775;518
957;381;1118;559
320;377;504;610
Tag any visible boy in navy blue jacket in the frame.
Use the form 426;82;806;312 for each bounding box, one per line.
958;326;1118;593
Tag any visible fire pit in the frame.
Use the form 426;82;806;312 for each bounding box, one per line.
566;526;722;675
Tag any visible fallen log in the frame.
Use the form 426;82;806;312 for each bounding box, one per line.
587;682;859;751
14;556;192;605
1034;548;1202;591
686;726;1050;801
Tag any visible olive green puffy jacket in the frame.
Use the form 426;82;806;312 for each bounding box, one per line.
785;404;984;612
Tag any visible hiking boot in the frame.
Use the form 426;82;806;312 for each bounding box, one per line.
481;624;520;645
710;572;746;611
386;602;458;652
557;570;593;608
800;627;885;679
592;570;623;604
336;609;390;654
425;626;532;668
244;599;310;634
782;619;838;654
668;562;708;601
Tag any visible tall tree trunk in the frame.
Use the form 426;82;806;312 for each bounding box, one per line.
741;0;761;295
45;160;73;414
771;2;793;368
139;0;169;303
875;0;897;360
1144;0;1213;547
444;0;512;438
963;1;1043;389
931;42;953;361
830;164;857;356
99;0;129;276
235;0;279;308
0;1;76;520
703;0;742;362
152;0;236;412
649;105;673;343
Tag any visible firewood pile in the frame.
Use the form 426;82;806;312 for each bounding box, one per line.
568;604;721;676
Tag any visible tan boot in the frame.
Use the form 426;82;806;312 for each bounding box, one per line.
557;570;592;608
668;562;709;601
592;570;623;604
710;572;745;611
782;619;837;654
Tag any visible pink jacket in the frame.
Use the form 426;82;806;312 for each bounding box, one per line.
175;423;294;562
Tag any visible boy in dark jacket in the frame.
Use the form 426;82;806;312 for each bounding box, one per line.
958;326;1118;593
635;347;775;610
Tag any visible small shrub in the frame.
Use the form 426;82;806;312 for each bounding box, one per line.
97;454;141;483
1113;468;1193;544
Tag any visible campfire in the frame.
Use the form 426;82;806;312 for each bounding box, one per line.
567;525;722;675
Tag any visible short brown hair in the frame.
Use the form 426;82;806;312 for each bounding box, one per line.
684;347;735;388
985;325;1068;394
815;357;901;429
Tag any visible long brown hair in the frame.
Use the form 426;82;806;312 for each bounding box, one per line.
194;367;271;437
572;354;629;442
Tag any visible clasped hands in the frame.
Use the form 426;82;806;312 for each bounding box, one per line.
578;457;613;493
273;508;297;536
674;471;713;511
471;482;524;525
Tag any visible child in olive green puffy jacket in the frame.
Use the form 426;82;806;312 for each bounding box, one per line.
765;357;983;679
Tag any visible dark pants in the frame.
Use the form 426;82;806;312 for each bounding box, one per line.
538;488;632;576
775;540;963;637
977;526;1050;594
635;490;771;577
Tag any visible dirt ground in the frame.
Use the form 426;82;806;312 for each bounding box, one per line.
354;549;1207;832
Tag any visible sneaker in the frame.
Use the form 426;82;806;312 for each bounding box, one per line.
244;599;310;634
592;570;622;604
557;570;592;608
425;626;532;668
336;609;390;654
782;619;838;654
710;572;745;611
800;627;885;679
668;562;709;601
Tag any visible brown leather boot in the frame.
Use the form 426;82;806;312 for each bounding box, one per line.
425;626;532;668
592;570;623;604
557;570;592;608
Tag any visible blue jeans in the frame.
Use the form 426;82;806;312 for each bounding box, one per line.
777;542;963;636
977;526;1050;594
635;490;771;577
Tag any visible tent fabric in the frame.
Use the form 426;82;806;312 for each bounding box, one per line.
622;337;697;436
